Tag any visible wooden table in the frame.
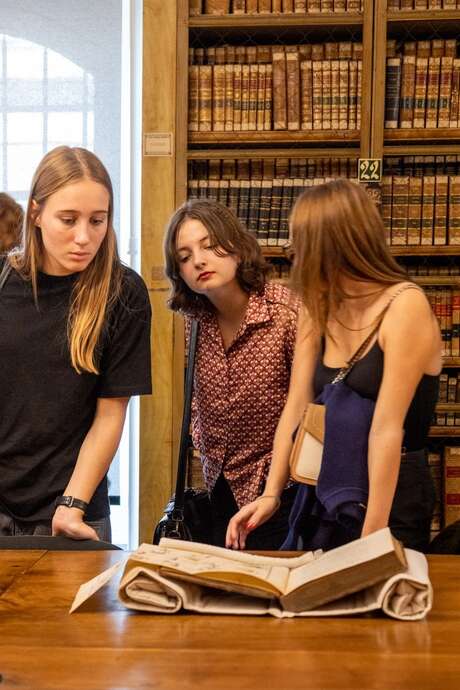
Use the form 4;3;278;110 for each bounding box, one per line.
0;550;459;690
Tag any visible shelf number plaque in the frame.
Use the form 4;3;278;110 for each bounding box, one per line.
358;158;382;183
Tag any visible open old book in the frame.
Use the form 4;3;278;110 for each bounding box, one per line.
70;528;433;620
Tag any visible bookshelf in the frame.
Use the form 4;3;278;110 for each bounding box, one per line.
167;1;460;537
373;0;460;534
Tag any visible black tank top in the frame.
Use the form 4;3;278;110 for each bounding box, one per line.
313;339;439;451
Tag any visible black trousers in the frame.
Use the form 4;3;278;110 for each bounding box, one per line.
388;449;436;553
210;474;297;550
301;448;436;554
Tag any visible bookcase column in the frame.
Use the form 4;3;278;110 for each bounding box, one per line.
140;0;184;543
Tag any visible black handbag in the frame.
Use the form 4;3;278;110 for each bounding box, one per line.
153;320;212;545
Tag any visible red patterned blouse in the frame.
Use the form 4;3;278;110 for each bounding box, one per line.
186;282;300;509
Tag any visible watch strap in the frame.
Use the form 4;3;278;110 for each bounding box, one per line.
55;495;89;513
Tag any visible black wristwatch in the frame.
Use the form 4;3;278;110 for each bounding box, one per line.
55;495;89;514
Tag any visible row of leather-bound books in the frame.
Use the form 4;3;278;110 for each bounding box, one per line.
188;176;353;245
438;371;460;402
385;40;460;129
189;0;363;15
388;0;460;9
189;43;363;132
427;447;460;538
424;286;460;357
189;154;460;180
381;175;460;246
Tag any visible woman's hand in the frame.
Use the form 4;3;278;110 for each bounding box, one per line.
226;496;280;550
52;506;99;540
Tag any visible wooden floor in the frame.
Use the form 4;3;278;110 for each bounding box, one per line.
0;550;459;690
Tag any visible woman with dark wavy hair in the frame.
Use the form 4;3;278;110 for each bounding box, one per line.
164;199;299;549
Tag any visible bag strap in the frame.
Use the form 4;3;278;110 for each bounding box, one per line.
172;319;199;519
0;259;12;292
331;283;422;384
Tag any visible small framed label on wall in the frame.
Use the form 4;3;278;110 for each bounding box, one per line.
358;158;382;183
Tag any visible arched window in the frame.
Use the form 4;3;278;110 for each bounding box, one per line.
1;34;94;207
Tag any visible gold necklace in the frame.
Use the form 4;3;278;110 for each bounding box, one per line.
333;314;379;332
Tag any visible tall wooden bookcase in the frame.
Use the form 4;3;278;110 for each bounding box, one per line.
140;0;460;541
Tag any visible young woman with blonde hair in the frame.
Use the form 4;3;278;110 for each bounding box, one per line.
164;199;299;549
227;178;441;553
0;146;151;541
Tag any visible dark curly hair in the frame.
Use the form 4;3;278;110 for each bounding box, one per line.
164;199;269;312
0;193;23;253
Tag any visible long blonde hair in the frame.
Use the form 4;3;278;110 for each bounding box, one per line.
290;178;407;335
9;146;123;374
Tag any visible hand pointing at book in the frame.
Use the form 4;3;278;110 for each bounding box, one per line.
226;495;281;550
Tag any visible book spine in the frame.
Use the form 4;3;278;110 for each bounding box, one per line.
287;52;301;130
268;179;283;246
438;57;453;128
232;0;246;13
212;65;225;131
444;447;460;527
330;60;340;130
188;179;199;200
258;0;272;12
264;64;273;130
272;0;283;11
407;176;422;246
452;288;460;357
400;56;416;129
321;0;333;11
308;0;321;12
283;0;295;11
189;1;202;17
279;179;294;244
233;64;242;131
241;64;250;130
224;64;234;132
449;60;460;128
448;175;460;245
248;64;259;131
199;65;213;132
301;60;313;130
218;179;229;206
381;176;393;245
322;60;332;130
339;60;349;130
247;180;262;235
421;176;435;245
312;60;323;129
189;65;200;132
391;176;409;246
434;175;448;245
357;61;362;129
228;180;240;217
348;60;358;130
246;0;258;12
413;57;428;128
385;58;402;129
238;180;250;227
295;0;307;11
204;1;230;14
426;57;441;128
258;180;273;246
273;50;287;130
256;64;266;131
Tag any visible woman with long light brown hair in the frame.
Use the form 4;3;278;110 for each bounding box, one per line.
0;146;151;541
227;178;441;553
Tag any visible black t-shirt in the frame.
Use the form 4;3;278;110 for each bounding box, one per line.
0;260;152;521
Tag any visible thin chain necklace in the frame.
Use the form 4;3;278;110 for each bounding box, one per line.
333;313;380;332
333;286;387;332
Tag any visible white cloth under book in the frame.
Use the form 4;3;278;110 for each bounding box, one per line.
70;529;433;621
